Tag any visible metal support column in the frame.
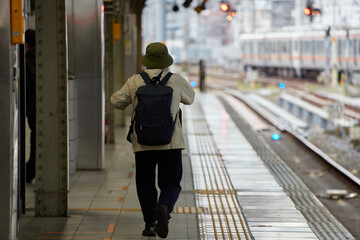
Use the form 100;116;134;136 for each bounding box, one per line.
113;0;126;128
35;0;68;216
105;0;115;143
0;1;18;237
136;12;143;72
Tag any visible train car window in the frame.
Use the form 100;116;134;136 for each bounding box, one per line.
349;39;353;57
304;40;311;54
272;41;277;53
266;41;271;54
294;41;299;52
311;40;314;54
316;41;324;55
258;42;261;54
282;41;287;53
262;41;266;54
354;39;357;57
289;41;292;55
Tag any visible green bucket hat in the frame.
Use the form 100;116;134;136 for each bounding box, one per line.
142;42;173;69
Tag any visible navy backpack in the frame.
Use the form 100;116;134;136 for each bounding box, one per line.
127;71;177;145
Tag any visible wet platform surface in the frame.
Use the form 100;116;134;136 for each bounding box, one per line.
19;91;355;239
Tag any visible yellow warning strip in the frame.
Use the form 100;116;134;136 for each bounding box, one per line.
202;142;226;239
212;158;234;239
194;134;251;239
211;154;238;239
217;157;250;240
200;154;219;240
204;154;228;240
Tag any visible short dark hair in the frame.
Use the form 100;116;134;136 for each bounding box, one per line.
25;29;35;47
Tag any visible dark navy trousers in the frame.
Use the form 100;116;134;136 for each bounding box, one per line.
135;149;182;223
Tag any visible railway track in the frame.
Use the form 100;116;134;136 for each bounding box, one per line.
213;86;360;239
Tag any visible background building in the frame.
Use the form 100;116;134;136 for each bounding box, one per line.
142;0;360;68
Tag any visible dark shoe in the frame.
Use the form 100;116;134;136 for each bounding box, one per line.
156;205;170;238
142;222;156;237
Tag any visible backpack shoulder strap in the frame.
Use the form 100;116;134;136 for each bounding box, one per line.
160;72;173;86
139;71;151;85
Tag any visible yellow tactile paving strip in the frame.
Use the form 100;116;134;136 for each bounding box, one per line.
186;100;251;240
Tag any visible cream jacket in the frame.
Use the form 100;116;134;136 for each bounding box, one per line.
110;68;195;153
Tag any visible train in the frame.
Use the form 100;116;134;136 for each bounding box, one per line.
240;29;360;85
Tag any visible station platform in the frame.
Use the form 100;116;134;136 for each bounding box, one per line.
19;91;355;240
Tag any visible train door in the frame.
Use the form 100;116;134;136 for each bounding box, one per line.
264;40;270;65
311;40;315;64
338;39;343;69
354;38;358;66
288;40;292;63
353;39;360;85
347;38;355;84
259;40;264;67
292;37;301;77
302;40;311;68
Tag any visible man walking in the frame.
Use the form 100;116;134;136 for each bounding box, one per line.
111;42;195;238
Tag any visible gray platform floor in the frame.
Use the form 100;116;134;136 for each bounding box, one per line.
19;126;198;240
19;91;355;240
